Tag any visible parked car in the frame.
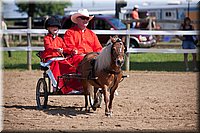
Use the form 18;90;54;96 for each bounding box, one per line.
61;15;156;48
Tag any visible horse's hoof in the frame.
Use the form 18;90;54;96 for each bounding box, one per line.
82;107;90;112
92;106;97;111
81;107;86;111
105;112;112;117
92;102;100;110
97;104;101;108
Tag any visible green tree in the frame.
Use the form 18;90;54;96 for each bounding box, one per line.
16;0;72;17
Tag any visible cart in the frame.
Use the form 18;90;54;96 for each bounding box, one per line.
35;53;102;110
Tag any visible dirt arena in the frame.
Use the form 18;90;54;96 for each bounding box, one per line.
1;70;199;132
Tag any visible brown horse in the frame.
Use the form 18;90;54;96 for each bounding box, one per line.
77;36;126;116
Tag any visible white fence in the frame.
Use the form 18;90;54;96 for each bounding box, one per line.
1;29;198;35
0;29;199;71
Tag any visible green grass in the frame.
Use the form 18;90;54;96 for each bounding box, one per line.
127;53;198;72
2;51;199;72
2;51;41;70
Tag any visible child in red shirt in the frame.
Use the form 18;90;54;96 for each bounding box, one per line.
41;17;82;94
41;17;70;60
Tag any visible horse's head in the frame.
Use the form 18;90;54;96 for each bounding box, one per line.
110;36;125;67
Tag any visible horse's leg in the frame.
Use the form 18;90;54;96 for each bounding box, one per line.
103;86;110;116
82;81;90;111
84;93;89;111
96;88;103;108
92;87;99;110
92;87;103;109
108;86;118;116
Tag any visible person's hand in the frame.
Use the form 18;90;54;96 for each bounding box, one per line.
80;53;86;56
72;49;78;55
57;48;63;54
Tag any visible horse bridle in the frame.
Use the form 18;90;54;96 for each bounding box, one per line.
103;38;125;75
111;38;125;67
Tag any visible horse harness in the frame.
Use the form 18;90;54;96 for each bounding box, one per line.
90;38;124;87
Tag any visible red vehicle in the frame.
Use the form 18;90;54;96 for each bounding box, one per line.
61;15;156;48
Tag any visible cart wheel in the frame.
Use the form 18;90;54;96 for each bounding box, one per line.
36;78;48;109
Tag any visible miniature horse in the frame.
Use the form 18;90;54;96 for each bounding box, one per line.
78;36;125;116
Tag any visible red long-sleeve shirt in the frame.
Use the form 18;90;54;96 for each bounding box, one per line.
63;26;102;54
131;10;139;20
41;33;71;59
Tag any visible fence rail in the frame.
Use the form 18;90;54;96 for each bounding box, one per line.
1;47;198;54
0;29;199;35
1;29;199;71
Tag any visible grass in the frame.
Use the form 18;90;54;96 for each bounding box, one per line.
2;51;199;72
127;53;198;72
2;51;41;70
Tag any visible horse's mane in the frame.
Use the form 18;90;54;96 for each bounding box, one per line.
95;43;112;72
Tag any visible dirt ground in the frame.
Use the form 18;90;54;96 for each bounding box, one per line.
1;70;199;132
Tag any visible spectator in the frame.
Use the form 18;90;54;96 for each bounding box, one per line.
1;17;11;57
177;17;198;72
131;5;140;28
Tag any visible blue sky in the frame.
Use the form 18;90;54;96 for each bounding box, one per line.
2;0;199;18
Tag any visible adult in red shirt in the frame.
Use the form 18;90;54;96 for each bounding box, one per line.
131;5;140;28
63;8;103;69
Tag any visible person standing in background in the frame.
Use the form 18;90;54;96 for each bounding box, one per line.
1;17;11;57
131;5;140;28
177;17;198;72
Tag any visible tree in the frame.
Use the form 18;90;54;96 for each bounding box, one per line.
16;0;72;17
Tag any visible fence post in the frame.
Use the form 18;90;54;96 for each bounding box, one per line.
19;34;22;44
125;23;130;71
149;17;152;30
27;17;32;70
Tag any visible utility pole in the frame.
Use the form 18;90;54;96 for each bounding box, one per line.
115;0;127;19
186;0;192;17
81;0;83;7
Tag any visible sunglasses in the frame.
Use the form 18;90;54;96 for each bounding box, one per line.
78;16;90;20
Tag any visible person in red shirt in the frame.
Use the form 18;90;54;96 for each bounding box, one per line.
131;5;140;28
41;17;70;60
41;17;82;94
64;8;102;55
63;8;103;78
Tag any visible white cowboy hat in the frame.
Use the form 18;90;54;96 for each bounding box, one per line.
134;5;139;9
71;9;94;24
